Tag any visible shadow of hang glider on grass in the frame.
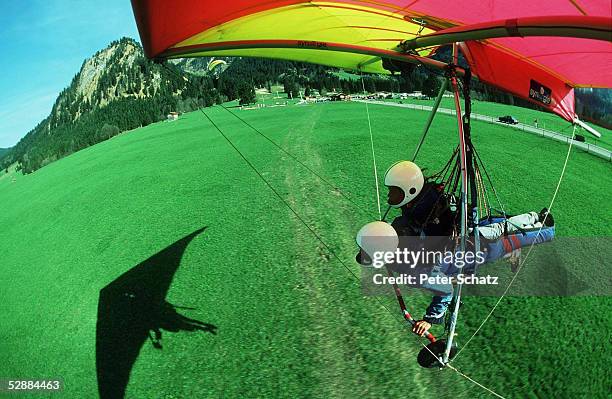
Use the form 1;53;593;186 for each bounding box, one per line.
96;227;217;399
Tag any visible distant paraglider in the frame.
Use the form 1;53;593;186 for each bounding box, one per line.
207;59;228;76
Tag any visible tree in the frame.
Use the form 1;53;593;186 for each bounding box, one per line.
364;77;376;93
283;77;299;99
237;83;256;105
422;75;441;98
100;123;121;140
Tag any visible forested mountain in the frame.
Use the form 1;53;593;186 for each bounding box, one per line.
0;38;220;174
0;38;406;174
576;88;612;129
1;37;610;174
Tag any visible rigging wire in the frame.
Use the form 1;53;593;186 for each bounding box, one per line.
395;306;508;399
189;108;488;393
452;123;578;361
164;61;507;399
194;105;411;334
194;106;366;279
446;364;507;399
358;62;507;398
472;145;507;217
195;101;472;386
218;103;377;219
360;71;383;220
159;62;376;219
167;65;412;340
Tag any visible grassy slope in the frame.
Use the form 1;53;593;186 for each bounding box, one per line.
0;101;610;398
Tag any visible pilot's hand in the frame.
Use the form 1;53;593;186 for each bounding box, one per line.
413;320;432;336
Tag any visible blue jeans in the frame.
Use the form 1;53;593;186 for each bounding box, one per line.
420;265;453;324
423;294;453;324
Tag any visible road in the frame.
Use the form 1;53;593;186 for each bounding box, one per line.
357;100;612;162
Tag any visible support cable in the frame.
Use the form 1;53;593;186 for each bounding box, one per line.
196;105;416;342
160;61;376;219
165;61;507;399
443;44;468;363
446;364;507;399
472;145;507;217
219;103;376;218
360;72;382;219
412;78;449;162
453;124;577;361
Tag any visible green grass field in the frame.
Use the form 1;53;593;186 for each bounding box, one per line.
0;101;610;398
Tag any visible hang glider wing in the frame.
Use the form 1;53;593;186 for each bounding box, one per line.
131;0;612;121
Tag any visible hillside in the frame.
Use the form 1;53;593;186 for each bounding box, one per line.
576;88;612;129
0;38;220;174
0;41;400;174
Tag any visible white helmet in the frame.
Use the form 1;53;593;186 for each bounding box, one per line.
356;221;399;263
384;161;424;208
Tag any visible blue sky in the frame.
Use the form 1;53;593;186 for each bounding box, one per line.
0;0;140;148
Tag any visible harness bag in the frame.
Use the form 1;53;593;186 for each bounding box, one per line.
484;225;556;263
436;217;555;276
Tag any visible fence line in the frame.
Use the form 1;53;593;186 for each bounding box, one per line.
358;100;611;162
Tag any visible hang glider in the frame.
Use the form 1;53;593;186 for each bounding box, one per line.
130;0;611;384
131;0;611;121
